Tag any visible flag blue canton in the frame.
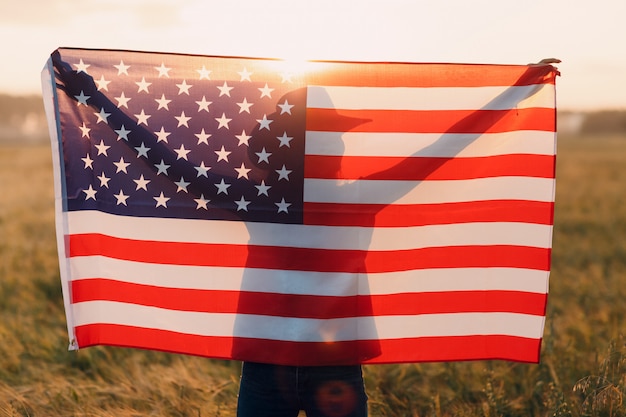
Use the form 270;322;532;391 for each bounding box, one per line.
53;50;307;223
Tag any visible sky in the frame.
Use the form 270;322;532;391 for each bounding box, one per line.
1;0;625;111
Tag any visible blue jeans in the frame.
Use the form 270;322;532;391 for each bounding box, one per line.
237;362;368;417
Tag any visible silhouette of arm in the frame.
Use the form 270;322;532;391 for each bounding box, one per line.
357;61;559;204
52;51;234;201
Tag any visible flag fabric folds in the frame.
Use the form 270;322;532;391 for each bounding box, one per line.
42;47;558;365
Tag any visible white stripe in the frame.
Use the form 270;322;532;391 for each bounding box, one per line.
304;177;555;204
371;222;552;250
307;84;554;110
70;257;550;295
365;268;550;295
305;131;556;157
68;210;250;244
73;301;545;341
43;57;77;349
67;211;552;250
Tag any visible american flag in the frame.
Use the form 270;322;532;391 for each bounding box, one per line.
43;47;558;365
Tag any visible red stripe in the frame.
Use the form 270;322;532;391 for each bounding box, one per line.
72;279;547;317
304;200;554;227
304;154;556;180
75;324;235;361
306;108;555;134
74;324;541;365
306;62;557;88
69;234;552;272
72;279;239;313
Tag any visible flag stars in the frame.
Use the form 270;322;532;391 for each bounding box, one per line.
235;163;251;179
235;130;252;146
83;185;97;200
134;109;151;126
235;196;251;212
95;140;110;156
136;77;152;93
114;190;130;206
114;157;130;173
81;153;94;169
195;96;212;112
155;159;170;175
275;198;291;213
114;125;131;141
215;113;232;129
217;81;234;97
154;127;170;143
196;66;211;80
276;132;293;148
175;111;191;127
154;192;170;208
215;179;231;195
174;177;191;193
255;147;272;164
258;83;274;99
256;114;273;130
280;71;294;84
237;97;254;114
135;142;150;158
75;91;90;106
176;80;193;95
195;129;211;145
79;122;91;138
255;180;271;196
155;94;172;110
174;144;191;160
97;172;111;188
278;99;294;115
94;108;111;124
74;59;90;74
237;67;253;81
114;60;130;75
61;56;322;221
155;63;171;77
276;165;292;181
194;194;210;210
215;146;231;162
133;174;151;191
115;92;131;108
195;161;211;177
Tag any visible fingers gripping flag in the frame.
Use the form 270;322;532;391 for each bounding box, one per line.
42;48;558;365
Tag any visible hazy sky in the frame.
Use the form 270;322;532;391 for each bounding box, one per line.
2;0;624;110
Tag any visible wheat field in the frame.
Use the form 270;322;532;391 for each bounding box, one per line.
0;133;625;416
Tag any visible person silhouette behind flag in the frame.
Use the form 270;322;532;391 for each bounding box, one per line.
234;88;374;417
234;59;560;417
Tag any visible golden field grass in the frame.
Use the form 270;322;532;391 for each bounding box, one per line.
0;134;625;416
